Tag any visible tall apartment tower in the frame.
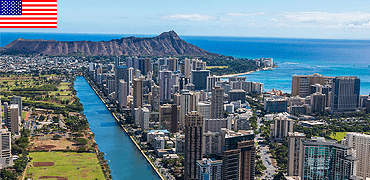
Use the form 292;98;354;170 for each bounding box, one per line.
3;102;10;130
342;132;370;179
10;104;21;134
115;58;129;100
0;129;12;169
10;95;22;115
292;73;332;97
159;70;173;101
159;104;179;133
133;78;143;108
118;80;128;108
184;111;203;180
141;107;150;131
207;75;221;92
310;92;326;113
150;84;161;111
271;114;294;141
168;58;179;72
196;158;222;180
180;90;196;129
191;70;210;90
211;86;224;119
222;130;255;180
300;137;358;180
287;132;305;176
184;58;191;78
331;76;360;113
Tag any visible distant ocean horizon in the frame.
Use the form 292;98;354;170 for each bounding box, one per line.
1;32;370;95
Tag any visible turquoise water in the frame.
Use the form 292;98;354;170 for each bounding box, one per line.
1;32;370;94
182;36;370;95
74;76;160;180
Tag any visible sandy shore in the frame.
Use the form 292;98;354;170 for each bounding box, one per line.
219;67;274;78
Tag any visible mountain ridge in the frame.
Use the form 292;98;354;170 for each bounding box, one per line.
0;31;219;57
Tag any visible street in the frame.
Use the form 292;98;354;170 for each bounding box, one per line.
256;117;277;179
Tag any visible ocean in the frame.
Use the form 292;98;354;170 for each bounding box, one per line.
1;32;370;95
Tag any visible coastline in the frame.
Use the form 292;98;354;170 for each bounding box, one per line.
82;75;165;180
219;67;274;78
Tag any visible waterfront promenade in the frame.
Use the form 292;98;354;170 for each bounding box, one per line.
74;76;161;180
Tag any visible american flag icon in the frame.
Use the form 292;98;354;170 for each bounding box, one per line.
0;0;57;28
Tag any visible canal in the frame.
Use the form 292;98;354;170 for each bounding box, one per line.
74;76;160;180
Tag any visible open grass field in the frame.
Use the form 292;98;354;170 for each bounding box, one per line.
26;152;105;180
330;132;348;141
0;74;75;106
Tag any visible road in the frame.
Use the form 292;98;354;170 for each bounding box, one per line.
256;117;277;179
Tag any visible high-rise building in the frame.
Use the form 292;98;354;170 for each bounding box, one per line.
184;58;191;78
196;158;222;180
10;95;22;115
115;59;129;100
0;129;12;169
251;82;263;94
168;58;179;72
10;104;21;134
331;76;361;113
310;92;326;113
197;101;211;119
203;118;231;133
203;131;223;156
211;86;224;119
229;89;246;104
367;98;370;113
141;107;150;131
159;104;179;133
264;97;289;113
287;132;305;176
222;130;255;180
118;80;128;108
184;111;203;180
140;57;152;75
159;70;172;101
292;73;332;97
191;70;210;90
106;75;116;95
180;90;196;129
3;102;10;130
207;75;221;92
150;84;161;111
300;137;358;180
133;78;143;108
342;132;370;179
270;113;293;141
199;90;207;101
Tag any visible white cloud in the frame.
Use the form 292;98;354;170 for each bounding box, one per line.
161;12;370;29
161;14;216;21
226;12;265;17
276;12;370;24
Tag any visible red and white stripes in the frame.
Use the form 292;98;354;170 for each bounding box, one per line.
0;0;57;28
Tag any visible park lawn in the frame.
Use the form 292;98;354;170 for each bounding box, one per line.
330;132;348;141
27;152;105;180
22;111;27;120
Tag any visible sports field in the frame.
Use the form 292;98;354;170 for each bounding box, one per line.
330;132;348;142
26;152;105;180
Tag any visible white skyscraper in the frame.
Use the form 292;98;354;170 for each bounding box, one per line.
342;132;370;179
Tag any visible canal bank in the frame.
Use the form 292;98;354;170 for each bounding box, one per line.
74;76;161;180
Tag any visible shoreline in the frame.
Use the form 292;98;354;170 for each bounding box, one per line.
219;67;274;78
82;75;165;180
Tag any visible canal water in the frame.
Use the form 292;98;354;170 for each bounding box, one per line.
74;76;160;180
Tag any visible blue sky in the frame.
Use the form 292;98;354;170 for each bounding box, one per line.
2;0;370;39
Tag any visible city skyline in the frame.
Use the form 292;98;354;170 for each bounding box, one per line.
1;0;370;39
